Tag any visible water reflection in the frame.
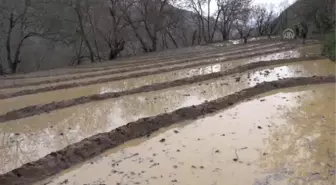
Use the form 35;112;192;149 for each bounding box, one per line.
0;45;308;114
36;84;335;185
256;86;336;184
0;60;334;174
0;42;282;91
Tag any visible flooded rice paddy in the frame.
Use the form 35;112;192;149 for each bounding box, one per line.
0;46;325;115
0;59;334;173
37;84;335;185
0;40;334;185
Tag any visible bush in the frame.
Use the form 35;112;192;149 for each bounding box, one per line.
322;29;335;61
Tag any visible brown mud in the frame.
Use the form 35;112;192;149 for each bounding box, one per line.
0;42;287;89
0;75;334;185
0;42;264;81
0;45;305;99
0;56;325;122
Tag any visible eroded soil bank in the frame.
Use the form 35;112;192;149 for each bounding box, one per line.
37;84;335;185
0;76;334;185
0;57;329;121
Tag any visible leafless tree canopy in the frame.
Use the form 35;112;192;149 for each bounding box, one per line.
0;0;330;74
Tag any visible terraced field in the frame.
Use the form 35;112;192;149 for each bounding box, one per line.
0;39;335;185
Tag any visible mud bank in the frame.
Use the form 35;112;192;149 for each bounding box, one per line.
0;42;286;89
0;45;305;99
0;42;264;82
0;56;326;122
0;75;334;185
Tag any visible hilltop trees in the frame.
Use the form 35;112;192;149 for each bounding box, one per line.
235;5;254;43
0;0;279;74
0;0;62;73
253;4;276;36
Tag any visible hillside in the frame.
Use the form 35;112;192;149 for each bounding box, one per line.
0;0;221;73
272;0;335;35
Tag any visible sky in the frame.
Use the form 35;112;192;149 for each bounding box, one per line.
206;0;297;14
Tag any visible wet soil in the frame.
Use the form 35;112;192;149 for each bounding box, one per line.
0;42;289;89
0;48;325;114
0;59;332;174
0;44;310;99
0;43;266;80
0;76;334;185
0;56;326;122
0;45;316;97
37;84;335;185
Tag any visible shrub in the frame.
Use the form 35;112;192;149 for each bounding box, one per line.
322;29;335;61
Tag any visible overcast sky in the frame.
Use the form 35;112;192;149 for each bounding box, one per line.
206;0;297;14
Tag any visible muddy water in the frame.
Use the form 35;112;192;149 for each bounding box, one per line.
0;60;335;173
0;42;283;89
66;43;263;69
0;46;326;115
36;84;335;185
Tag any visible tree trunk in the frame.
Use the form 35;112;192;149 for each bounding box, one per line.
210;10;221;42
207;0;211;42
75;1;95;63
108;40;125;60
221;31;228;41
73;37;84;65
151;36;157;52
86;10;101;62
192;30;197;45
167;30;178;48
0;64;3;75
201;17;207;43
6;15;13;73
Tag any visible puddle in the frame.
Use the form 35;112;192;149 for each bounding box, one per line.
0;60;334;173
0;42;275;89
36;84;336;185
0;46;322;114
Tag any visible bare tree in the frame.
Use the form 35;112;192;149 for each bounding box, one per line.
254;4;275;36
73;0;95;63
92;0;131;60
51;0;97;64
0;0;62;73
185;0;207;43
121;0;178;52
209;1;222;42
217;0;251;41
235;5;254;44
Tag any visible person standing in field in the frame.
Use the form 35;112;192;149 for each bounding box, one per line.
294;25;300;39
300;22;308;44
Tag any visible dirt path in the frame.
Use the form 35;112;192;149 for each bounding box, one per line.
0;56;327;121
0;76;334;185
0;42;284;89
